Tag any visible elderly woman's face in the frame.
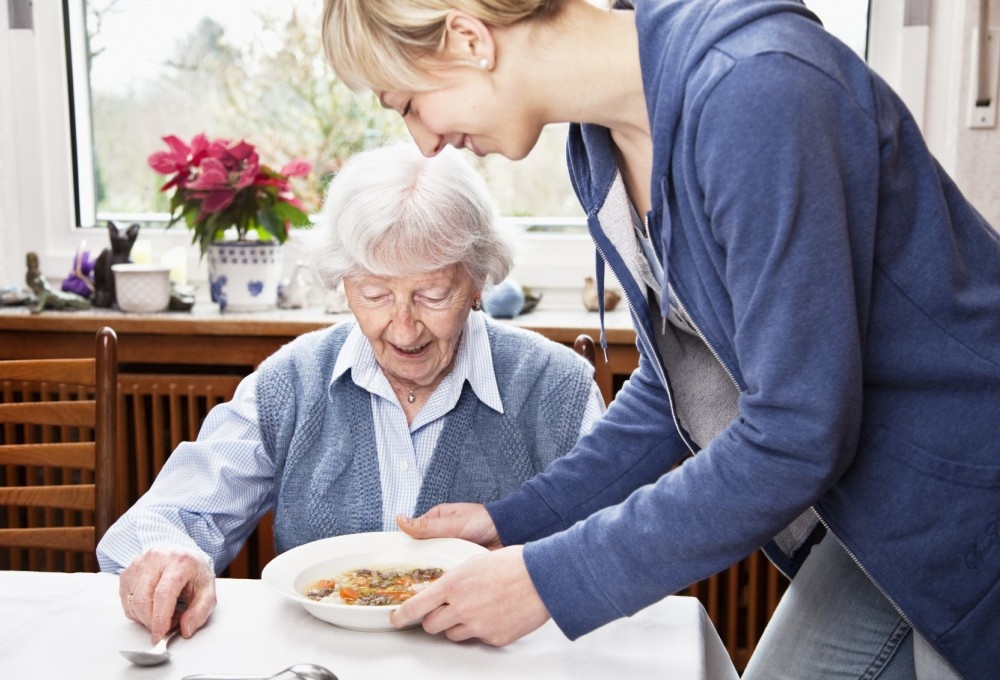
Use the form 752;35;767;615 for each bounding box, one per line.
344;264;480;389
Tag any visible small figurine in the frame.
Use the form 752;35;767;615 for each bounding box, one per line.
324;280;350;314
483;278;525;318
168;283;197;311
92;221;140;308
582;276;621;312
25;251;91;314
1;285;33;307
61;241;96;298
520;286;543;314
278;261;314;309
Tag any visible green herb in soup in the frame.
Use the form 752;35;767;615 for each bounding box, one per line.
305;565;445;606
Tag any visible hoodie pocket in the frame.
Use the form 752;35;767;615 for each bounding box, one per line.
871;426;1000;489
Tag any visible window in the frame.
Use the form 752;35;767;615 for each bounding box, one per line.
70;0;584;232
0;1;870;300
69;1;867;231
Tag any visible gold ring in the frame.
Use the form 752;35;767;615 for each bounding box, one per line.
127;592;135;618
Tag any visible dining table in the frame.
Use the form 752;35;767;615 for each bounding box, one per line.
0;570;740;680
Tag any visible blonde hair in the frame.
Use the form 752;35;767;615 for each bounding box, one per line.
307;141;516;289
322;0;564;93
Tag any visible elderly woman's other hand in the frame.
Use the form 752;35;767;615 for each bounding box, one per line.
396;503;502;550
119;548;217;644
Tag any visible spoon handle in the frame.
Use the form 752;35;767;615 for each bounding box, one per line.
180;675;270;680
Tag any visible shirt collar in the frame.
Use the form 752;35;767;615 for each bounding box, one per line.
331;311;504;414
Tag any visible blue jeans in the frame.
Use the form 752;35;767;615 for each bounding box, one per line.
742;532;960;679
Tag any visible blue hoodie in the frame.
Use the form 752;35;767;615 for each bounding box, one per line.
486;1;1000;676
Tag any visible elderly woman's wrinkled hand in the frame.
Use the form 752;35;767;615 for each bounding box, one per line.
118;548;216;645
389;545;550;646
396;503;502;550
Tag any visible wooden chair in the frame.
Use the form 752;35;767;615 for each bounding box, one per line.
572;334;597;367
0;326;118;572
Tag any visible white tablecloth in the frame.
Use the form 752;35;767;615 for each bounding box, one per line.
0;571;739;680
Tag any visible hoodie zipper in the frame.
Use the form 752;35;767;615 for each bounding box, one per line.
637;208;741;395
665;281;740;392
812;513;964;677
591;209;736;456
642;209;742;438
587;229;697;456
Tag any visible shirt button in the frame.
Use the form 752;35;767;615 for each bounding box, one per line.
400;461;409;472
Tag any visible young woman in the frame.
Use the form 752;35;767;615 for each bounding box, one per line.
322;2;1000;677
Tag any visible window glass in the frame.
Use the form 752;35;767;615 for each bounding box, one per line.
79;0;400;223
74;0;582;228
73;1;867;230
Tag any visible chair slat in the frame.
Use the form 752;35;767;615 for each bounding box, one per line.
0;442;96;469
0;526;94;552
0;327;117;573
0;359;95;386
0;483;95;511
0;400;95;427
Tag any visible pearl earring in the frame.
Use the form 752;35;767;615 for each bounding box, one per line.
478;57;489;70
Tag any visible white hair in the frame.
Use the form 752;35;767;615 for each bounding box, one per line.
307;142;516;289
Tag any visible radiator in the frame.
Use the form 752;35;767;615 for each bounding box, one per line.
114;373;266;578
116;373;242;508
680;550;788;671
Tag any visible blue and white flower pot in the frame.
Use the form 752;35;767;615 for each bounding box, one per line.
207;241;283;312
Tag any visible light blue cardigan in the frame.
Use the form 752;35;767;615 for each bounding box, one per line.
255;319;596;555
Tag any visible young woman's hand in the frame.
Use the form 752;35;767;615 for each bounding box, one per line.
389;545;550;646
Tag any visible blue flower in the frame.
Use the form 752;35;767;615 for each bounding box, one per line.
211;274;228;303
247;280;264;297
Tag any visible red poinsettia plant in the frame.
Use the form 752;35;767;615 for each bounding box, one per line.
149;133;313;257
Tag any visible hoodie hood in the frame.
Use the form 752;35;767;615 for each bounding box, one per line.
566;0;820;343
569;0;820;204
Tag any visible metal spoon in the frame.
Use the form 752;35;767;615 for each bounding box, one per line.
182;664;339;680
119;626;180;666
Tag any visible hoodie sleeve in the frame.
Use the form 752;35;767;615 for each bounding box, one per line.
487;350;689;546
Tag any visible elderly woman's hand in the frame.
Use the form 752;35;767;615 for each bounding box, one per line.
118;549;217;644
396;503;502;550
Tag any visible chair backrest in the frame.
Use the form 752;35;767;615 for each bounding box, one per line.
0;326;118;572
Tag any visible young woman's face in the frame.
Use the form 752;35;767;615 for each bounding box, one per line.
344;264;480;390
380;71;545;161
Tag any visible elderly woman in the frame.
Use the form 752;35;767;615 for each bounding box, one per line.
97;142;603;645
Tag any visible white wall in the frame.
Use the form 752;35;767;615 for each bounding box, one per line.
951;0;1000;223
0;3;25;285
1;1;90;290
869;0;1000;227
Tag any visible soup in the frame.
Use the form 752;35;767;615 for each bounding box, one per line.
305;565;445;606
